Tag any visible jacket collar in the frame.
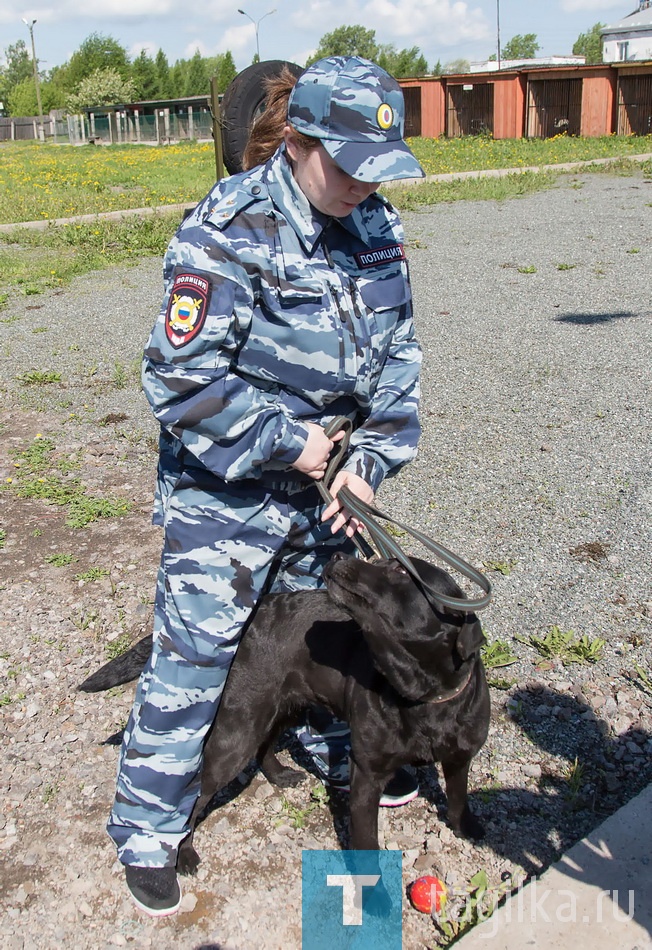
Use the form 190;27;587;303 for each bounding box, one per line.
265;146;371;254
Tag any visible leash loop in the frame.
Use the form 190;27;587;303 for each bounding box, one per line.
316;416;492;612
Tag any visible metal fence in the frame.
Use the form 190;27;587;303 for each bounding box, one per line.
617;75;652;135
447;83;495;137
67;109;214;146
526;78;583;138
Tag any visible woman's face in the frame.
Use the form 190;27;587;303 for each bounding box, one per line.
284;128;380;218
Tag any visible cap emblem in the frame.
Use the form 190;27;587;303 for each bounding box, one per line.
376;103;394;130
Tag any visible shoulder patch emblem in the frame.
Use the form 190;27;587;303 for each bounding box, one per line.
165;273;210;348
354;244;406;269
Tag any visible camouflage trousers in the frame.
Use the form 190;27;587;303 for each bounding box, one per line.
106;474;354;867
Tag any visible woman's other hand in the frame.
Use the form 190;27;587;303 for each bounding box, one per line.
321;471;374;538
291;423;344;479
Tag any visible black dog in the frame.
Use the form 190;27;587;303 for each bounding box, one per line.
80;554;490;869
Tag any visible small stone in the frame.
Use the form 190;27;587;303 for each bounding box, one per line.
78;900;93;917
521;764;542;779
109;935;127;947
179;892;198;913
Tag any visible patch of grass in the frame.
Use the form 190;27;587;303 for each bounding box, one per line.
483;558;517;576
632;664;652;700
45;552;77;567
517;265;537;274
0;529;5;549
482;640;518;669
563;756;585;804
407;133;652;179
16;370;62;385
0;211;182;306
556;262;576;271
105;633;133;659
515;626;606;665
7;435;131;528
386;170;558;211
75;567;110;582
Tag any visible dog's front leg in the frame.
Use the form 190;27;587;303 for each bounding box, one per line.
348;760;385;850
441;758;484;840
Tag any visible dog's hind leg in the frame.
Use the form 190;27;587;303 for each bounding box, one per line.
259;741;306;788
441;758;485;840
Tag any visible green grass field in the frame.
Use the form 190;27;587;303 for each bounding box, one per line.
2;134;651;225
1;134;651;308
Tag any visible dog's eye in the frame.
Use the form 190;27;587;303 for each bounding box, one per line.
391;563;409;575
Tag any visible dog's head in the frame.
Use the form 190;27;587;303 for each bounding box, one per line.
323;553;485;703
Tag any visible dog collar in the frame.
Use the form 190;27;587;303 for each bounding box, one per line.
421;663;475;705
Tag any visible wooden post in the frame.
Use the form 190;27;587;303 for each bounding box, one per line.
210;76;225;181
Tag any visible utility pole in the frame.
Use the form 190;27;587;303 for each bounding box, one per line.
496;0;502;70
22;18;44;140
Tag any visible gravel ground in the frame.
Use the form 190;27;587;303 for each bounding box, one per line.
1;170;651;949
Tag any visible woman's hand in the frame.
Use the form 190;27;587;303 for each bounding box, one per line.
291;423;344;479
321;471;374;538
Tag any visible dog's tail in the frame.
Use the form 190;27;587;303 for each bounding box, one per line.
78;634;152;692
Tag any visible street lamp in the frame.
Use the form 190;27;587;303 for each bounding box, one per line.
496;0;502;70
22;17;44;139
238;8;276;61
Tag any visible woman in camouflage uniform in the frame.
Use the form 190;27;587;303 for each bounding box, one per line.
108;55;425;915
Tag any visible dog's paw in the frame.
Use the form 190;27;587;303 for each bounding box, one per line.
177;846;201;876
267;765;306;788
453;811;485;841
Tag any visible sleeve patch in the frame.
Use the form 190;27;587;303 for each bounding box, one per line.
165;273;211;348
354;244;405;269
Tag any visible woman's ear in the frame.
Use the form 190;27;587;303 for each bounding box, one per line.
283;125;299;162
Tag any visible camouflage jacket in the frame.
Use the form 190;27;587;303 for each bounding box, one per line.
142;146;421;510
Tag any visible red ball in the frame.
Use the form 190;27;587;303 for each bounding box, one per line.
409;875;447;914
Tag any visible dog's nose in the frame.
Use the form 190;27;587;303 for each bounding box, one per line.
330;551;345;562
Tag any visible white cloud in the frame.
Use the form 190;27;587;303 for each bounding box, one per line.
289;0;491;48
559;0;622;11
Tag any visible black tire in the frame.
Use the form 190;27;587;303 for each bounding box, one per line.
220;59;303;175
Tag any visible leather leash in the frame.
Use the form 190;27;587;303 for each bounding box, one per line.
315;416;492;613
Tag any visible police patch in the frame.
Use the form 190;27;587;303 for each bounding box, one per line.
165;273;210;348
355;244;405;269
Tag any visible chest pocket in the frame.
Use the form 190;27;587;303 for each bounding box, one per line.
356;267;411;379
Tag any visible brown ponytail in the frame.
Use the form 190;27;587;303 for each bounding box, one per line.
242;65;319;171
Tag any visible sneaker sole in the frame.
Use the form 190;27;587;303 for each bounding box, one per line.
129;887;182;918
379;787;419;807
321;778;420;808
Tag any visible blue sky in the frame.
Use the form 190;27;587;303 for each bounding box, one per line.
0;0;636;73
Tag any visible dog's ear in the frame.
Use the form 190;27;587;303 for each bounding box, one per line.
456;618;485;662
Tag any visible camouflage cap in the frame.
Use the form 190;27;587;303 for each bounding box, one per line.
287;56;425;183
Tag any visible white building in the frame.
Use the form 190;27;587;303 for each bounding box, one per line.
602;1;652;62
469;56;585;73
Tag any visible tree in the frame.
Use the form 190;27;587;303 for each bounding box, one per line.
306;25;379;65
573;23;605;64
131;50;159;101
377;45;428;78
155;49;172;98
442;59;471;75
184;50;209;96
8;76;64;116
215;51;237;93
501;34;540;60
169;61;186;98
66;68;136;111
0;40;33;106
64;33;131;90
